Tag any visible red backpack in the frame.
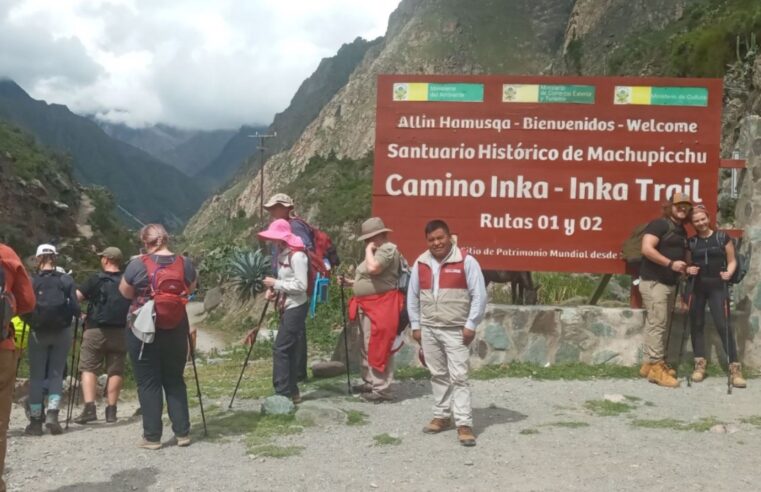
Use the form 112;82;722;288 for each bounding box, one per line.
290;218;341;270
141;255;188;329
288;247;329;296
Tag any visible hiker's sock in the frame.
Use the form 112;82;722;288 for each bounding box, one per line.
47;394;61;411
30;403;43;418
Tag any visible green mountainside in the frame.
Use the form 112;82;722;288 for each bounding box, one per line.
0;80;205;229
0;121;133;275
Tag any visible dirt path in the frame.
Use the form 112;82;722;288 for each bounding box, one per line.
6;374;761;491
186;301;227;353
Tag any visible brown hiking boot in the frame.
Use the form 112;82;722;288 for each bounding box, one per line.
691;358;707;383
423;418;452;434
457;426;476;447
647;361;679;388
730;363;747;388
640;361;676;378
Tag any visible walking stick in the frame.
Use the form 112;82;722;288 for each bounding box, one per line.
678;276;695;386
339;286;351;395
15;322;28;377
663;279;682;370
187;330;207;437
65;317;82;429
228;299;270;409
724;281;734;395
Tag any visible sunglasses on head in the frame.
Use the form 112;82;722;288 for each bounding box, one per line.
674;203;692;211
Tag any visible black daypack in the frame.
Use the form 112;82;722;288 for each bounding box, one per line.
90;273;131;327
0;261;13;341
25;271;73;332
396;254;411;335
718;232;750;285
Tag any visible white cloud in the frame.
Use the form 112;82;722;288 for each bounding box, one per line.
0;0;400;129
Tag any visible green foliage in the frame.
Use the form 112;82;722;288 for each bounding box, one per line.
608;0;761;77
229;249;271;301
470;362;639;381
345;410;368;426
196;244;249;288
631;417;724;431
373;433;402;446
584;400;635;417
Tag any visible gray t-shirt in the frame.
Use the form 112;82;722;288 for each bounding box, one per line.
123;254;197;295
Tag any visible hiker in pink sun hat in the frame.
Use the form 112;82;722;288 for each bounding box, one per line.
257;219;308;404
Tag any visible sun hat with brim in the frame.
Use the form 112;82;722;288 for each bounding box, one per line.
670;192;692;206
263;193;294;209
357;217;393;241
97;246;124;262
35;244;57;257
258;219;304;249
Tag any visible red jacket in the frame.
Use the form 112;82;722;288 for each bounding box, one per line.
349;290;403;372
1;243;36;351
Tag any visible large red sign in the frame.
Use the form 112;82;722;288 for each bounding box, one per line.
373;75;722;273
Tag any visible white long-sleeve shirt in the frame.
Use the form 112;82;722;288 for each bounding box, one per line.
273;249;308;310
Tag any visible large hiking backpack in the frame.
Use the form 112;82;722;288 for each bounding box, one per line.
621;218;677;271
287;248;329;297
141;255;188;329
0;261;13;340
90;272;131;327
26;271;73;332
290;217;341;270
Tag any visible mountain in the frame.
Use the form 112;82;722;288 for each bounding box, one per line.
0;120;134;272
96;121;236;177
194;124;269;191
0;80;205;228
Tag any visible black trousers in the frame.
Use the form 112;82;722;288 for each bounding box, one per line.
127;319;190;442
689;280;737;363
273;303;308;397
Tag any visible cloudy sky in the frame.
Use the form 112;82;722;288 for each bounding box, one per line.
0;0;400;130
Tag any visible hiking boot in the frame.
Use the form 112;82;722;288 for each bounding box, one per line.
640;362;676;378
291;392;303;405
73;402;97;424
691;358;707;383
730;363;747;388
360;392;393;404
423;418;452;434
352;382;373;394
45;409;63;435
105;405;117;423
647;361;679;388
24;417;44;436
138;439;162;450
457;426;477;447
175;435;191;447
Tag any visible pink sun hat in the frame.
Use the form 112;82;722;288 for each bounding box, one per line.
258;219;304;249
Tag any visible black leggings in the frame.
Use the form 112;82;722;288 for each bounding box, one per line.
689;280;737;362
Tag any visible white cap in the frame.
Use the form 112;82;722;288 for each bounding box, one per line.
35;244;57;257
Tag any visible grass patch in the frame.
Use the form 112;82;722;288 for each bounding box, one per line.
199;406;306;445
346;410;368;426
470;363;639;381
520;428;540;435
248;444;304;458
395;366;430;381
631;417;724;432
542;421;590;429
373;433;402;446
623;395;641;402
584;400;635;417
644;401;656;407
740;415;761;427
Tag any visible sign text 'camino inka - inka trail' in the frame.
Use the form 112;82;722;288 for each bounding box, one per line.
373;75;723;274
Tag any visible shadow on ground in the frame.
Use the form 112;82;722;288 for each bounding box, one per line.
53;467;158;492
473;406;527;435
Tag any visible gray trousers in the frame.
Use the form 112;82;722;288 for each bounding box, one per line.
273;303;308;397
28;324;73;407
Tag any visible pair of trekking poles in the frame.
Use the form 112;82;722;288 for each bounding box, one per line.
228;286;354;409
665;276;736;395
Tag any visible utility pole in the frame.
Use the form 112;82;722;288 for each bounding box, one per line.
248;131;277;219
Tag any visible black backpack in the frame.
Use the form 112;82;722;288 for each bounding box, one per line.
621;218;677;271
25;271;73;332
89;273;131;327
717;232;750;285
0;261;12;341
396;254;411;335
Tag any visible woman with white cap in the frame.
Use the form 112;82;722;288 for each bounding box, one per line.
258;219;308;403
23;244;79;436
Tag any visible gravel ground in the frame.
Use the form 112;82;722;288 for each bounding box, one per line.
5;374;761;491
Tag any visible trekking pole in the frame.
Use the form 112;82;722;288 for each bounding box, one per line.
724;281;734;395
15;322;28;377
678;276;695;387
65;317;81;429
187;330;207;437
339;285;351;395
228;299;270;409
663;280;682;370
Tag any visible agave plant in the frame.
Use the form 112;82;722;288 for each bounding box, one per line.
228;249;271;302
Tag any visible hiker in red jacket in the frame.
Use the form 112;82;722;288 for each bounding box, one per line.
1;243;36;491
340;218;403;403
